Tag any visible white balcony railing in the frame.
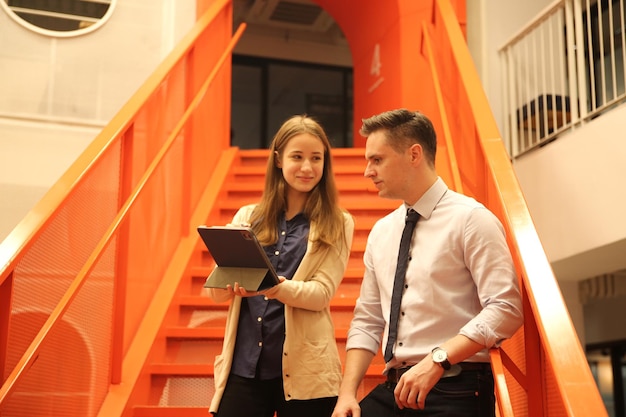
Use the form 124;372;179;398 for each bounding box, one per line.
500;0;625;158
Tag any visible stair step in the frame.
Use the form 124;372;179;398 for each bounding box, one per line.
150;363;213;375
227;178;377;192
204;213;386;231
196;219;377;235
160;327;388;366
186;277;364;297
134;148;388;416
166;326;356;341
189;264;365;280
217;198;397;213
133;406;213;417
233;148;371;181
236;148;365;157
232;164;368;176
156;329;388;372
185;267;364;302
178;294;359;309
188;250;365;277
147;360;387;378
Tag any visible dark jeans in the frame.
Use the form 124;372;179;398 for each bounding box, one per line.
213;374;337;417
360;368;495;417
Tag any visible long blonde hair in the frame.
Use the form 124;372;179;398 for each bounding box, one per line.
249;115;348;253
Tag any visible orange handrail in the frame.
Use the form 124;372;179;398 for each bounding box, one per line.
0;1;241;415
0;4;218;279
490;348;515;417
0;22;245;406
427;0;607;415
421;22;463;194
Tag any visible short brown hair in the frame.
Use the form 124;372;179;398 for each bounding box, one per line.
360;109;437;165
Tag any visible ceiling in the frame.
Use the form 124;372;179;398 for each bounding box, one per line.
232;0;346;46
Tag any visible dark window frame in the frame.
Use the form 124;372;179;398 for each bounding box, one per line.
232;54;353;149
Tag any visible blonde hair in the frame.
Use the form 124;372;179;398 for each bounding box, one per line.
249;115;348;253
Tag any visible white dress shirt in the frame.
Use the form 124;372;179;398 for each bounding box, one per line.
346;177;523;371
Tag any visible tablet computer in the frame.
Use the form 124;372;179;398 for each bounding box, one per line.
197;225;280;290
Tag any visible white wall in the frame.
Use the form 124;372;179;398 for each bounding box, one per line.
513;105;626;281
467;0;552;137
468;0;626;346
0;119;101;242
468;0;626;281
0;0;195;242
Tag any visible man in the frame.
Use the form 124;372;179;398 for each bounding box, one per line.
332;109;523;417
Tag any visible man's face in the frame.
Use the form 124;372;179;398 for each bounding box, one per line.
364;130;413;201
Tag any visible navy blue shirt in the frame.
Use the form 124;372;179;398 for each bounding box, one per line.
230;212;309;380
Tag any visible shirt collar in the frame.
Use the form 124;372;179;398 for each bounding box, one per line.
406;177;448;220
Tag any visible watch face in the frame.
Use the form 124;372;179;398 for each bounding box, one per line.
433;349;447;362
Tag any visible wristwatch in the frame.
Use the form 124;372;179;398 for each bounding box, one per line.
431;347;451;370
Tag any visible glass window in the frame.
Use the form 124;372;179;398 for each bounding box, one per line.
232;55;353;149
231;64;263;149
587;343;626;416
1;0;116;37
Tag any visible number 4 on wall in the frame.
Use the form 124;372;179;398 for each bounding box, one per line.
371;43;382;77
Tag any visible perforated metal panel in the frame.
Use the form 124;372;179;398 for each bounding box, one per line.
3;143;121;417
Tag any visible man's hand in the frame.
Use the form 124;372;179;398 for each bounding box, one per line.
394;358;444;410
332;348;375;417
331;394;360;417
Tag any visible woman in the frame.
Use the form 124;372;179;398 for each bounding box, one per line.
208;115;354;417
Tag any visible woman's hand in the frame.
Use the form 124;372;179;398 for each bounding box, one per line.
226;282;266;297
226;276;286;298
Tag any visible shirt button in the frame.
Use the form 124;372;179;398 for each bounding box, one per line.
257;317;262;322
264;296;269;301
281;230;286;235
399;342;403;346
258;342;262;347
274;250;279;256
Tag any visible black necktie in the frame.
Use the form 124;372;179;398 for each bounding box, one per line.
384;208;420;363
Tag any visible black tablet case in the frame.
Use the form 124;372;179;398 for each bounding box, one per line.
197;226;280;290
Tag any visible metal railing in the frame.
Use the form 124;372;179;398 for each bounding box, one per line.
0;1;239;415
430;0;608;414
500;0;626;158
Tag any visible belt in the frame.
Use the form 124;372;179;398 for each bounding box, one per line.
386;362;491;383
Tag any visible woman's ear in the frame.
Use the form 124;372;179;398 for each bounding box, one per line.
274;151;282;168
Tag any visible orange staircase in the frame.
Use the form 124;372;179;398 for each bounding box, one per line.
0;0;609;416
124;148;394;415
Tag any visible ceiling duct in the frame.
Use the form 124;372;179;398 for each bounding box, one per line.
244;0;334;32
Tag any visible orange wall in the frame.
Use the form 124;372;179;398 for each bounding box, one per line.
317;0;466;147
196;0;466;147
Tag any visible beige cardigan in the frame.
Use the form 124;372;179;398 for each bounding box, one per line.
208;204;354;414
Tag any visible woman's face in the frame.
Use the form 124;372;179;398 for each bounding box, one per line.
277;133;325;196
